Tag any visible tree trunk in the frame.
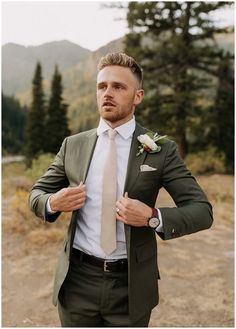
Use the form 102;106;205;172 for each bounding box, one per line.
176;132;188;159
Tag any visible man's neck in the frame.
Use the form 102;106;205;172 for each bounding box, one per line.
102;116;135;129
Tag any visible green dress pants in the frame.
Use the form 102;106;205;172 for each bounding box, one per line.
58;251;151;327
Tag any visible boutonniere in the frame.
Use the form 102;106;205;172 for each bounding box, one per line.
136;132;168;156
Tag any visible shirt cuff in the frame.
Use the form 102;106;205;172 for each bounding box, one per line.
155;208;164;233
46;195;57;214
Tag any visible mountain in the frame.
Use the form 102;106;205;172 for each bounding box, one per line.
2;40;91;95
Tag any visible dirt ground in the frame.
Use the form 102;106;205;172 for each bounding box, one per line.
2;173;234;327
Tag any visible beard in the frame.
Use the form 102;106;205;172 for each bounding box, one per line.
98;103;134;124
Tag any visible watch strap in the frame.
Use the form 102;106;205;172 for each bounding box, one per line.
152;208;158;218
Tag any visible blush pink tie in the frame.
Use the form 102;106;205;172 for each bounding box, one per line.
101;129;117;255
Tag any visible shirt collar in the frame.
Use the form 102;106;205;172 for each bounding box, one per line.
97;117;136;140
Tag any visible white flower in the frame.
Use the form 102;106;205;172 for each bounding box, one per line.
137;134;158;151
136;132;167;156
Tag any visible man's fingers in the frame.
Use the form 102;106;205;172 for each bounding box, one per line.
68;194;86;205
62;196;86;211
116;200;126;213
62;185;86;197
66;190;86;201
116;213;128;224
51;183;87;212
116;195;132;213
69;184;86;193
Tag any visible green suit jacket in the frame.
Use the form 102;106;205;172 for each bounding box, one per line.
29;122;213;322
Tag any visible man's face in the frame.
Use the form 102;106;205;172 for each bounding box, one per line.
96;65;144;128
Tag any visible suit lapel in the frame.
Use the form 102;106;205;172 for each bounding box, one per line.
70;129;98;255
77;129;98;183
124;123;148;262
123;122;148;194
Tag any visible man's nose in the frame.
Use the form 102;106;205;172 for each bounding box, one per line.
103;86;113;97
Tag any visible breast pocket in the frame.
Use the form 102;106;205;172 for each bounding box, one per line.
139;170;159;179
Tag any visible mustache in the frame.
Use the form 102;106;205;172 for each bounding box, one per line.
102;100;116;107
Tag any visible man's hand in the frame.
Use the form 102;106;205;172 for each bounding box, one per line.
116;192;152;227
50;182;86;212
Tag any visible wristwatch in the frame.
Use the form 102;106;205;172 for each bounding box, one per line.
147;208;160;229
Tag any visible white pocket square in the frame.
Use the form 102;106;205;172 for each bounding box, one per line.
140;164;157;172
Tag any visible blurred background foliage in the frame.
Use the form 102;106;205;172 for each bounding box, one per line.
124;1;234;170
2;1;234;174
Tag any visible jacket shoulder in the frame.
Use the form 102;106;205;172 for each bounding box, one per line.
66;128;97;143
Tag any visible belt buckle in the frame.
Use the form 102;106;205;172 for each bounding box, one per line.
103;260;110;272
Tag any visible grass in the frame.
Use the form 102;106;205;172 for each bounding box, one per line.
3;162;70;246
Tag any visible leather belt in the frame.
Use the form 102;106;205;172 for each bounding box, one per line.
72;248;128;272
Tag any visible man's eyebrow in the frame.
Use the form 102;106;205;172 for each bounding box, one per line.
97;81;129;87
113;81;128;87
97;81;106;87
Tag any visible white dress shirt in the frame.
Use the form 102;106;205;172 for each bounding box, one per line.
73;117;135;259
47;117;163;260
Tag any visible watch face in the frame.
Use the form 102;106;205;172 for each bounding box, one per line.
149;217;160;228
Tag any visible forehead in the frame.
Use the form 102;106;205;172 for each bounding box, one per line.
97;65;138;87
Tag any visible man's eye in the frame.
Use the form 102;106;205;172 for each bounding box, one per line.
114;85;123;90
98;85;106;90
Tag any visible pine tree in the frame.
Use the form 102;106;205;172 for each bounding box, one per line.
25;62;45;166
44;65;70;154
213;51;234;172
125;1;232;158
2;94;27;154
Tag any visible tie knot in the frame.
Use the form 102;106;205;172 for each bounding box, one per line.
108;129;117;140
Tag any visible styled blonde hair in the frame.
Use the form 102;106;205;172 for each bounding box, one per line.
98;52;143;87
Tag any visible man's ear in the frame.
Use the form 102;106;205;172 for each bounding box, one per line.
134;89;144;106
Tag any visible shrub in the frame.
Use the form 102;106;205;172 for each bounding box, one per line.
185;148;225;175
26;153;56;181
3;188;70;245
3;156;71;246
2;162;26;178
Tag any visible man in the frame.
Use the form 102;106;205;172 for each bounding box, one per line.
29;52;213;327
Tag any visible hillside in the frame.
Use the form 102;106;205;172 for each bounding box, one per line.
2;40;91;96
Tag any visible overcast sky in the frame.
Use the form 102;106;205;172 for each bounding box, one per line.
1;1;235;51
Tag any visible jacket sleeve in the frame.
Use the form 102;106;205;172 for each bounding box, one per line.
158;141;213;240
28;138;69;222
